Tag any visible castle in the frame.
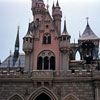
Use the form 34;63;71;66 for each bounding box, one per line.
0;0;100;100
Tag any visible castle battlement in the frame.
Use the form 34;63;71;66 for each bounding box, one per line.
0;68;100;79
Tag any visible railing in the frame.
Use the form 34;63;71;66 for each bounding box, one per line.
32;70;54;79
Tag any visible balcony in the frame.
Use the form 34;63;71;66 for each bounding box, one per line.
31;70;54;80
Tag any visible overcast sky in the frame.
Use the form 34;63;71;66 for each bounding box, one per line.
0;0;100;61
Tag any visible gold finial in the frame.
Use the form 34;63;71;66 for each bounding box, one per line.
46;0;49;12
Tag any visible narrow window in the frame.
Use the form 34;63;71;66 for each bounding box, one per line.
26;38;28;42
30;38;32;43
63;37;66;41
50;56;55;70
44;57;49;70
37;57;42;70
43;36;46;44
48;36;51;44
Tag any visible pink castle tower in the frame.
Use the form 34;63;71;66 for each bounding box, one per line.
23;0;70;73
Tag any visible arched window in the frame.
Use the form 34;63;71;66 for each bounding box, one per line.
50;56;55;70
37;51;55;70
43;34;51;44
37;57;43;70
75;51;81;60
44;57;49;70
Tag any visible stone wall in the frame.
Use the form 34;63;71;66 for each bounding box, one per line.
0;70;98;100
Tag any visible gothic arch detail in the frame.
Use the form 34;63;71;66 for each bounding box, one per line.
63;94;80;100
37;50;55;70
70;49;74;60
75;50;81;60
8;94;24;100
28;87;58;100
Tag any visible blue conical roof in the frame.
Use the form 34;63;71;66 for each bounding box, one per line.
79;22;99;40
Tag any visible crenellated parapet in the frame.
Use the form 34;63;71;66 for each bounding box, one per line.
0;69;100;80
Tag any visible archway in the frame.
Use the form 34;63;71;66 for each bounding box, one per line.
35;93;51;100
63;94;80;100
28;87;58;100
70;50;74;60
75;51;81;60
8;94;24;100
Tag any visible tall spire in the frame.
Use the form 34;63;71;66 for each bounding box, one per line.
63;19;67;33
27;23;31;34
56;0;59;7
62;19;70;38
13;26;20;66
52;1;55;8
15;26;19;48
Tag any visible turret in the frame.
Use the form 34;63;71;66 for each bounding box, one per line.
23;23;33;53
52;0;62;34
60;20;71;52
31;0;46;22
78;18;100;62
13;26;20;66
23;23;33;72
60;20;71;71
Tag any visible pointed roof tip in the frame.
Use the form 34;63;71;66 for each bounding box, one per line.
79;31;81;38
79;18;99;40
24;23;32;38
56;0;59;7
86;17;89;27
52;1;55;8
63;19;67;33
17;26;20;34
15;26;19;46
62;19;70;37
27;23;31;34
